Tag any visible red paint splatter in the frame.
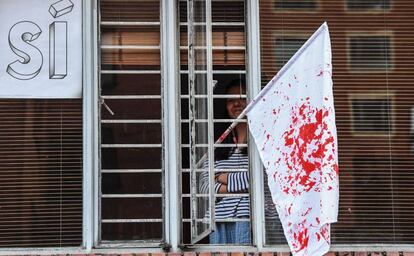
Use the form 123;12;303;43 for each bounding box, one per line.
261;133;272;151
279;102;338;196
317;70;324;77
302;207;312;216
319;223;330;243
218;129;231;143
293;228;309;253
286;203;293;215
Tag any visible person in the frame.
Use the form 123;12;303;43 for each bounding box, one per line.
201;79;251;244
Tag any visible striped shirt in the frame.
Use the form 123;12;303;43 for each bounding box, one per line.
200;148;250;219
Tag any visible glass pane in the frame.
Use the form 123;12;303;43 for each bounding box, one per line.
349;36;391;70
100;0;160;22
188;0;215;243
275;36;307;69
101;148;162;169
0;100;82;247
101;26;160;46
102;173;162;194
274;0;317;9
101;123;162;144
101;99;161;120
101;48;160;69
352;98;392;132
102;223;162;241
101;74;161;95
347;0;390;10
101;198;162;219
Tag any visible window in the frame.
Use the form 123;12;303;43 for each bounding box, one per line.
349;157;414;243
349;35;392;70
274;0;317;10
179;0;250;244
0;100;83;247
275;36;307;69
99;0;164;243
351;96;393;133
347;0;390;11
259;0;414;247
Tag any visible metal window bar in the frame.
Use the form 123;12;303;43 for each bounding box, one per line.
101;45;161;50
180;70;246;74
183;193;249;197
180;94;247;99
181;143;247;147
101;144;162;148
181;119;247;123
182;168;247;173
101;194;163;198
180;46;246;50
102;219;163;223
100;120;162;124
100;70;161;74
100;21;161;26
101;169;162;173
183;218;251;222
180;22;245;26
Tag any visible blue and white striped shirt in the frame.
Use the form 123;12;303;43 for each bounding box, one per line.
201;148;250;219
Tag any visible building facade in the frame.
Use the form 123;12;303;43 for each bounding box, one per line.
0;0;413;255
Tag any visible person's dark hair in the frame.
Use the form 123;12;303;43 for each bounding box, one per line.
215;79;247;161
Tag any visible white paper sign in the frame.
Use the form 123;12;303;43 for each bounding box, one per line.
0;0;82;98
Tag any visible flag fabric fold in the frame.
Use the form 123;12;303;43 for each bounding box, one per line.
245;23;339;256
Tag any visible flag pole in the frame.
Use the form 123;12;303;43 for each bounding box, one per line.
195;110;247;168
196;23;329;167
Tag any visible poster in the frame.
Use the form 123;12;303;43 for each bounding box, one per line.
0;0;82;98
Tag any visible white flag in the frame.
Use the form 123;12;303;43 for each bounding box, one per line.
245;23;339;256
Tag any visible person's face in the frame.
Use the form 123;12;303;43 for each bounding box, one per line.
226;85;246;119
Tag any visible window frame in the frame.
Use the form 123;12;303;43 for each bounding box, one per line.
272;32;311;70
348;92;396;136
271;0;321;13
345;0;392;12
94;0;167;249
66;0;414;251
347;31;395;73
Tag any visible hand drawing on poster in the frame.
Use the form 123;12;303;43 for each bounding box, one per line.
0;0;82;98
7;21;43;80
49;0;74;18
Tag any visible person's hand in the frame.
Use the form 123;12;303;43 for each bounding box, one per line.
215;173;228;184
218;184;227;193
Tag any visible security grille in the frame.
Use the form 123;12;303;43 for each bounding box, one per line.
99;0;164;243
179;0;250;244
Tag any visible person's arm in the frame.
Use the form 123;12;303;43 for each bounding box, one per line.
201;170;228;194
217;183;227;193
215;172;228;184
226;171;249;192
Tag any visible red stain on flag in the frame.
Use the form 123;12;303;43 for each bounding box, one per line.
279;102;338;196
